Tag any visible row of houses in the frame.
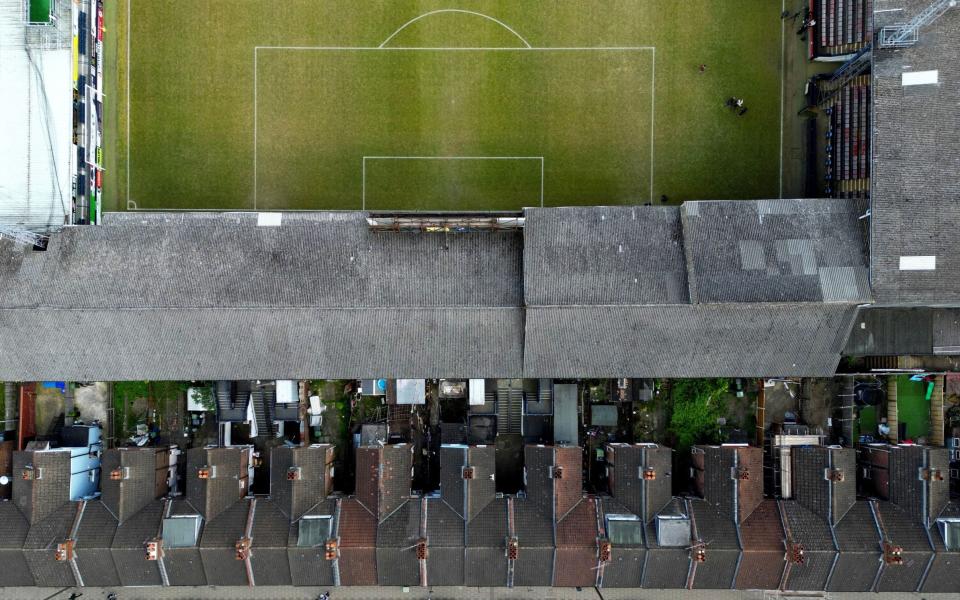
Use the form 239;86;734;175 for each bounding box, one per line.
1;440;956;591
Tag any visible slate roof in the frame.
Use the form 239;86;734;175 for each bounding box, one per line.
425;498;464;586
22;501;79;588
511;499;554;587
606;443;674;523
464;497;507;587
873;500;933;592
693;445;762;523
828;500;881;592
923;501;960;593
682;199;870;303
110;500;165;587
198;498;250;586
792;446;856;526
74;500;121;586
871;4;960;304
249;498;292;586
0;212;524;379
270;444;333;522
375;499;420;586
641;499;692;589
779;501;836;591
0;502;34;586
688;499;740;590
286;498;337;587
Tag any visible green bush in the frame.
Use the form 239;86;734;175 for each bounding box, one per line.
667;379;729;451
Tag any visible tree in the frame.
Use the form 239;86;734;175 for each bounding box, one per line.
667;379;729;451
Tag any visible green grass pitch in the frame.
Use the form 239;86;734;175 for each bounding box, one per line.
103;1;784;212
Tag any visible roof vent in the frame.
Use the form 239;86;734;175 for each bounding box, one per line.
462;466;475;480
145;539;162;561
287;467;302;481
416;538;429;560
235;537;252;560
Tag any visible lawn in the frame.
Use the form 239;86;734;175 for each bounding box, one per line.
896;375;932;440
104;1;783;212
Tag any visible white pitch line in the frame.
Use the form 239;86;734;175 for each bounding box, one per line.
253;46;258;210
255;46;655;51
257;48;655;210
378;9;533;49
540;157;545;208
363;156;545;159
779;0;786;199
650;47;656;204
126;0;131;205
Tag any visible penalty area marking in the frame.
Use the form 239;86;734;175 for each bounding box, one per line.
361;156;545;210
252;47;656;209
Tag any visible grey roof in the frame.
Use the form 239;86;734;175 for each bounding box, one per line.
792;446;856;526
0;212;524;379
682;199;871;303
525;303;858;377
871;5;960;304
523;206;689;306
828;502;882;592
464;498;507;587
844;306;960;355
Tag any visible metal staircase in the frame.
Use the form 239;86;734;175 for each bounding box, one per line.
496;381;524;434
0;224;48;247
878;0;957;48
251;386;272;438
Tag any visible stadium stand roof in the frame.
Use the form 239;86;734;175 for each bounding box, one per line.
0;202;870;379
870;2;960;305
0;0;73;231
523;202;866;377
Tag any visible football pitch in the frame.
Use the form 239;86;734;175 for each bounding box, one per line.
104;1;784;212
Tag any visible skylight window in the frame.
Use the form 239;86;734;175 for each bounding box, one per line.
298;515;333;548
606;513;642;545
938;518;960;551
162;515;203;548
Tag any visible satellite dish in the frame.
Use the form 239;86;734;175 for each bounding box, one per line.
0;475;9;486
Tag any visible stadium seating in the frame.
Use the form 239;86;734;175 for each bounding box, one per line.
811;0;873;58
823;74;871;199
